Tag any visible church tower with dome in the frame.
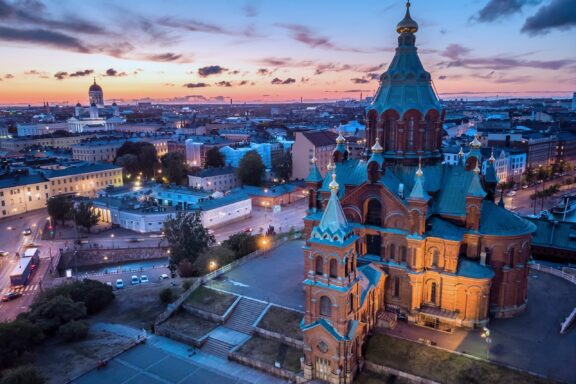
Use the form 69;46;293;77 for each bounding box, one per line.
89;78;104;107
301;2;536;382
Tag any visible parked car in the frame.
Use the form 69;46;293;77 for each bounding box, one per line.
116;279;124;289
140;275;149;283
0;249;9;256
2;292;22;302
131;275;140;285
159;274;169;280
521;184;529;189
127;238;144;243
506;190;517;197
22;228;32;236
106;282;112;287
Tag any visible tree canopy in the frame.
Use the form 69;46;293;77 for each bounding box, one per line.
47;196;73;226
205;146;225;168
73;202;100;233
163;211;215;276
160;152;187;185
236;150;265;186
272;150;292;181
114;141;159;178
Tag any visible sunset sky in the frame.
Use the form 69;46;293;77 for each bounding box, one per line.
0;0;574;105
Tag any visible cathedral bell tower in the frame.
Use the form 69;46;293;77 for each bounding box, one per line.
302;173;362;384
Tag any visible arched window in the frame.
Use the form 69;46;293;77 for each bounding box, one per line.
400;246;407;263
344;257;349;277
320;296;332;317
329;259;338;278
366;199;382;226
348;293;354;313
430;283;437;304
393;276;400;298
389;244;396;261
431;249;439;268
315;256;323;275
507;247;514;267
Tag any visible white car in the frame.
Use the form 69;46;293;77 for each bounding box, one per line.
0;250;8;256
140;275;149;283
159;274;169;280
131;275;140;285
506;190;517;197
116;279;124;289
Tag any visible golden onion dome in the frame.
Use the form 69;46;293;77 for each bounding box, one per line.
470;135;482;149
396;1;419;34
329;172;339;192
371;137;384;153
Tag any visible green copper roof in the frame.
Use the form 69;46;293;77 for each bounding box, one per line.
479;200;536;236
306;162;323;183
467;170;487;198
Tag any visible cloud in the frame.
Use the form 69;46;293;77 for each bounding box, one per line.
521;0;576;35
438;75;447;80
183;82;210;88
238;80;249;86
69;69;94;77
276;23;371;53
243;3;258;17
212;96;226;102
0;25;90;52
366;72;380;80
163;83;175;87
142;52;187;62
439;43;575;70
271;77;296;85
473;0;542;23
54;71;68;80
104;68;127;77
216;81;232;87
351;78;369;84
228;70;240;75
4;73;14;79
198;65;227;77
257;68;270;75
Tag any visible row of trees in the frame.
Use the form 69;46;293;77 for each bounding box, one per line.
47;197;100;233
0;280;114;382
523;162;571;185
163;211;262;277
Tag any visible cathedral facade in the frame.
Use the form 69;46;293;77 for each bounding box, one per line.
300;3;536;383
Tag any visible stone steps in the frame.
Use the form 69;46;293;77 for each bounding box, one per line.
224;298;268;335
200;337;234;359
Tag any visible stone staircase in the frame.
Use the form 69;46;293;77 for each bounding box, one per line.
224;297;268;334
200;337;235;359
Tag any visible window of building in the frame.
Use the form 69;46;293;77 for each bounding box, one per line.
329;259;337;278
315;256;323;275
366;199;382;226
389;244;396;261
348;293;354;313
430;282;437;304
393;276;400;298
319;296;332;317
431;248;439;268
400;246;407;263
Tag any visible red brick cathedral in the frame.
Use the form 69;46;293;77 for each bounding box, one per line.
300;2;536;383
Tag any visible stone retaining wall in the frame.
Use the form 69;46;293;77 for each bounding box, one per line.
182;295;241;324
364;361;440;384
252;327;303;349
154;324;206;347
229;351;306;384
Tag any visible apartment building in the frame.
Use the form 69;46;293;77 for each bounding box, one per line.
188;166;239;192
0;174;50;217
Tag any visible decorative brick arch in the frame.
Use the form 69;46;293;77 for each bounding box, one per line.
343;205;362;224
384;211;409;230
381;109;401;152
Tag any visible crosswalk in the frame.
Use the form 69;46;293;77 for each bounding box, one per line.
1;285;38;295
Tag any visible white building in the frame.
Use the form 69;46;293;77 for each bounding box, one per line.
444;146;526;183
220;143;272;168
17;122;68;137
185;140;203;167
0;174;50;218
188;167;239;192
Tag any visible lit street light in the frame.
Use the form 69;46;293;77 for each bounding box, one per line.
481;326;491;360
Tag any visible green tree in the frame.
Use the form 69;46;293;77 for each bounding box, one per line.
236;150;265;186
35;279;114;315
222;233;257;257
73;202;100;233
46;196;73;226
205;147;225;168
115;153;139;177
164;211;215;274
0;365;45;384
524;165;535;184
159;288;176;304
59;320;89;342
160;152;187;185
272;151;292;181
0;320;43;370
28;295;86;334
194;246;236;275
114;141;159;178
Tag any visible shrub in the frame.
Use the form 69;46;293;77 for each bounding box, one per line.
222;233;257;257
177;259;195;278
0;365;45;384
182;280;193;290
28;295;86;334
194;246;236;275
159;288;175;304
59;320;89;342
33;279;114;315
0;320;43;370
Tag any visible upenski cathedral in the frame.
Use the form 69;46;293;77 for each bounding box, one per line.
300;2;536;383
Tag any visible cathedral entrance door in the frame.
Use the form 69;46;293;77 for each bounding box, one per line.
315;357;331;382
366;235;382;257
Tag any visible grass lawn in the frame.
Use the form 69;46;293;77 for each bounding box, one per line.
35;329;133;384
236;335;303;373
160;310;218;339
185;286;237;316
257;306;303;341
365;334;551;384
355;371;413;384
91;282;183;330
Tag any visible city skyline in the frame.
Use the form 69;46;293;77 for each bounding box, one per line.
0;0;575;105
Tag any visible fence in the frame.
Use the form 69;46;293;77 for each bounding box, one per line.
529;263;576;285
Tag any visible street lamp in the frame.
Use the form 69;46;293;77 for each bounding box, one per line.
480;326;491;360
209;260;217;271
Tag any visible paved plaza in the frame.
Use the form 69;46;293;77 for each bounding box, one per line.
205;240;305;310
